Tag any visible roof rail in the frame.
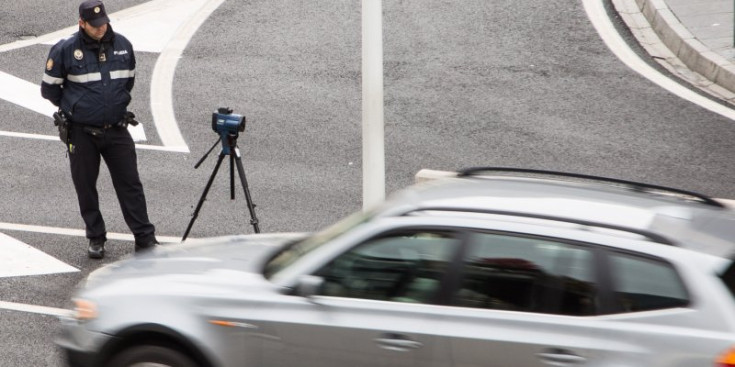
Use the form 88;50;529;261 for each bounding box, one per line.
414;207;676;245
457;167;725;208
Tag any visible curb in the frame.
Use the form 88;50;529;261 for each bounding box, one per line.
625;0;735;99
414;169;735;208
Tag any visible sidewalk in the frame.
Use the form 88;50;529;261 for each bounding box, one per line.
615;0;735;103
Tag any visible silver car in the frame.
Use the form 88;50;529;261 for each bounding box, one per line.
58;167;735;367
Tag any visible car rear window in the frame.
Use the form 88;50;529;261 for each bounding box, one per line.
608;252;689;312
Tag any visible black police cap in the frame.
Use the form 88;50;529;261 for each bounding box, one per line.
79;0;110;27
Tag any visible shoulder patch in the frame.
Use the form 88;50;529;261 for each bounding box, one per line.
46;58;54;71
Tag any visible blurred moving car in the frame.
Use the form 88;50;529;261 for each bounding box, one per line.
58;167;735;367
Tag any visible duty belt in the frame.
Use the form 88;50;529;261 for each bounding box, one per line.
72;121;125;137
72;120;125;129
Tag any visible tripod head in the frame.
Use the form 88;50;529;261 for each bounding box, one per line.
212;107;246;155
195;108;247;168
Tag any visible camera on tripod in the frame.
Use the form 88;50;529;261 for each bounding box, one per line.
212;107;246;137
182;107;260;241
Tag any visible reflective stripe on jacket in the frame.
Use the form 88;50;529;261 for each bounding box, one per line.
41;28;136;127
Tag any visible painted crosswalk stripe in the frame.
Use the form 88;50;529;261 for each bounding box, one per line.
0;233;78;278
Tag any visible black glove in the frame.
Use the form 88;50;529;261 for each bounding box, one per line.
124;111;139;126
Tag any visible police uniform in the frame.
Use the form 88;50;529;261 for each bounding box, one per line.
41;0;157;258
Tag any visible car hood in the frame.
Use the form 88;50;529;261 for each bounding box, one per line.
84;233;307;287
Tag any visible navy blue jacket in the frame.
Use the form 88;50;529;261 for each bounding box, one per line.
41;26;135;127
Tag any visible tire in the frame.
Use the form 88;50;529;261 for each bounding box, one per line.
107;345;198;367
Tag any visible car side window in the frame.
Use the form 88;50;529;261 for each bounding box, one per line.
314;230;460;303
454;233;598;316
609;252;689;312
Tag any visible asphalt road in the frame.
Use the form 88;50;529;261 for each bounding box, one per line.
2;0;735;366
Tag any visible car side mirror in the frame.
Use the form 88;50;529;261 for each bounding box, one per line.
295;275;324;298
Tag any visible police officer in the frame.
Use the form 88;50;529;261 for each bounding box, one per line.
41;0;158;259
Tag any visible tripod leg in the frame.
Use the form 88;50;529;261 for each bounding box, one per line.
182;153;227;241
232;148;261;233
230;154;235;200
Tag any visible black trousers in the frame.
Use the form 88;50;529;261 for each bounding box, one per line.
68;124;155;244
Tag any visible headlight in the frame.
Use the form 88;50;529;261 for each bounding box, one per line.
72;298;98;321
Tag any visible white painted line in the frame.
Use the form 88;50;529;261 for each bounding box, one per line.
0;71;56;117
0;27;76;53
0;301;71;318
0;233;78;278
133;143;191;153
0;131;58;142
583;0;735;121
0;131;189;152
127;123;147;142
0;222;183;244
108;0;220;53
150;0;225;153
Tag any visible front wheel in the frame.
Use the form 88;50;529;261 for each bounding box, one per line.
107;345;198;367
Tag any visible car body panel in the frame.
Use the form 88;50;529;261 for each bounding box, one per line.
57;172;735;367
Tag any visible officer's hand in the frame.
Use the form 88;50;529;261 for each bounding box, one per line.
125;111;139;126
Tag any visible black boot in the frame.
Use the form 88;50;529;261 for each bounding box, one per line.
135;237;159;254
88;238;105;259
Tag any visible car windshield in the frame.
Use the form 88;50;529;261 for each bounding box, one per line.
263;208;376;279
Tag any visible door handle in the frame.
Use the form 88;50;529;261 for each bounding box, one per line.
537;349;586;366
374;334;424;352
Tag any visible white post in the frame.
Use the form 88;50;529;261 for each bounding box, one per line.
362;0;385;211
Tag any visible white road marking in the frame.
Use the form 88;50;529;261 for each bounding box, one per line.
127;123;147;142
0;223;184;315
109;0;223;53
150;0;225;152
0;222;183;244
0;27;75;54
0;233;78;278
0;301;71;318
0;131;58;142
0;71;56;117
583;0;735;121
0;131;189;152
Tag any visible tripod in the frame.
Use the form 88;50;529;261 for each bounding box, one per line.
182;133;260;241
